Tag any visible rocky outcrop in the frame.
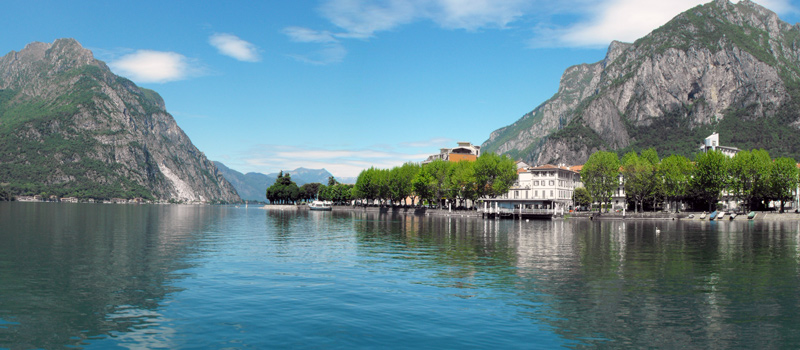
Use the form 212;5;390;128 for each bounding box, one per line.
482;0;800;165
0;39;241;203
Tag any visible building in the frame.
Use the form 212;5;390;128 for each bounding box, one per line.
482;164;582;217
423;142;481;163
699;132;739;157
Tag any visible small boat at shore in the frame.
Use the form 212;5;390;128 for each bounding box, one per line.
729;213;737;220
309;201;332;211
747;211;756;220
709;211;718;220
699;212;707;219
717;211;725;220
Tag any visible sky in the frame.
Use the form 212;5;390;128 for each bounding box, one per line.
3;0;799;179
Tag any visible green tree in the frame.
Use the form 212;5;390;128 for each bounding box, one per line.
582;151;620;213
658;154;692;212
265;171;301;204
621;151;655;213
769;157;798;213
448;160;476;208
412;166;435;207
299;183;321;202
354;167;380;205
573;187;591;208
424;159;451;207
474;153;517;198
327;176;339;187
691;150;729;211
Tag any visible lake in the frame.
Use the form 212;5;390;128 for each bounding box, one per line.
2;203;800;349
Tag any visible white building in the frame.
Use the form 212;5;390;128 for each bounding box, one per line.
482;164;582;216
699;132;739;157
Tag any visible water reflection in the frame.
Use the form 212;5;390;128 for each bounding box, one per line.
0;203;224;349
345;213;800;348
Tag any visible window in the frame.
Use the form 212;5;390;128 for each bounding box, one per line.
550;190;553;198
549;180;554;186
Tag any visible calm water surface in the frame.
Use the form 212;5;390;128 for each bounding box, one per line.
2;203;800;349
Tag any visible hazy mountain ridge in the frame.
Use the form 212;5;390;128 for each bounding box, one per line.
483;0;800;164
0;39;240;202
213;162;339;202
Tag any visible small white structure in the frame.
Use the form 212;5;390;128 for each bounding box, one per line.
699;132;739;158
423;142;481;163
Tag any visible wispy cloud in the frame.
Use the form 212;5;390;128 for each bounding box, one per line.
209;33;261;62
108;50;201;83
229;138;453;178
533;0;798;47
285;0;798;60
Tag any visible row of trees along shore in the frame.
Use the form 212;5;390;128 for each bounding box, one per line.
264;153;518;208
580;148;799;213
353;153;517;208
266;172;354;204
352;153;517;208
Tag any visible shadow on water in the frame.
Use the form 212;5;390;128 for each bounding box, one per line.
0;202;226;349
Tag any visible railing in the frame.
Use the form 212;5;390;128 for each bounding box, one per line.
480;208;556;215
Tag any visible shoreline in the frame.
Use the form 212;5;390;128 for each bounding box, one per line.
260;204;800;221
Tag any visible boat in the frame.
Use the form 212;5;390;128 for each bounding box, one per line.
729;213;737;220
699;212;707;219
688;214;695;219
747;211;757;220
717;211;725;220
709;211;718;220
309;201;332;211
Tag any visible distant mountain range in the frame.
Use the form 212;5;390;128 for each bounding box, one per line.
0;39;240;202
213;162;354;202
483;0;800;164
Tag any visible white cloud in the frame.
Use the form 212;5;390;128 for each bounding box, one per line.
284;0;530;64
234;138;452;178
284;27;339;43
536;0;799;48
209;33;261;62
109;50;197;83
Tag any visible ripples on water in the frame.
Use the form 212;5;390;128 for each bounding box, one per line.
2;203;800;349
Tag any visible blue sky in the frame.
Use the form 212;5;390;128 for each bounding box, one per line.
3;0;799;178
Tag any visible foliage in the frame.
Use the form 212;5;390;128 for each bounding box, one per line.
621;150;657;213
581;151;620;212
572;187;591;208
298;183;321;202
769;157;798;212
691;150;729;211
448;160;477;207
266;171;300;204
473;153;517;199
658;154;693;212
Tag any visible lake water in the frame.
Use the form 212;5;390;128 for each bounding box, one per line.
2;203;800;349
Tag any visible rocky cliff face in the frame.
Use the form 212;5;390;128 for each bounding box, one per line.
483;0;800;164
0;39;241;203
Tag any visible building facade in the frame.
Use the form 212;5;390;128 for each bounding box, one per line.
423;142;481;163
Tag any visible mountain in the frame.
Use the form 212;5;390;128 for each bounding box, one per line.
213;162;337;202
483;0;800;165
0;39;240;203
213;162;276;202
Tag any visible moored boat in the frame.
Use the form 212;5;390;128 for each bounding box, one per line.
309;201;332;211
709;211;718;220
700;212;707;219
729;213;737;220
717;211;725;220
747;211;756;220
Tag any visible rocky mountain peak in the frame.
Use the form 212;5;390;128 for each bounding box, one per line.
0;39;240;203
482;0;800;166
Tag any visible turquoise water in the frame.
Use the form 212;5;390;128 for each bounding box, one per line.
2;203;800;349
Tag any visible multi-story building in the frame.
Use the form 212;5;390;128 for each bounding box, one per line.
483;164;582;216
423;142;481;163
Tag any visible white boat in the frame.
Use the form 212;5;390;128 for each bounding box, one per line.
729;213;737;220
699;212;707;219
309;201;332;211
717;211;725;220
